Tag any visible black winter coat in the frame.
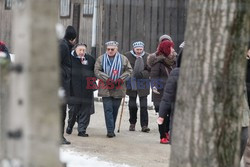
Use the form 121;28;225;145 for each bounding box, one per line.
158;68;179;118
124;51;150;97
70;51;96;104
246;59;250;107
59;39;71;99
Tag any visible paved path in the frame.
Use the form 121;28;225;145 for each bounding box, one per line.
61;101;170;167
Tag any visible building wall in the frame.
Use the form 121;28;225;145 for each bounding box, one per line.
59;0;94;54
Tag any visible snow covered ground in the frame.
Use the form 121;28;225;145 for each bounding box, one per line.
60;148;132;167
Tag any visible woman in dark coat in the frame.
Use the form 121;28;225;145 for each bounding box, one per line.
157;43;183;144
67;43;96;137
147;40;176;143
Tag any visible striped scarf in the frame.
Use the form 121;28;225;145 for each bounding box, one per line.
102;53;123;81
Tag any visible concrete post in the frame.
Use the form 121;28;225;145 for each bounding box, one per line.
3;0;62;166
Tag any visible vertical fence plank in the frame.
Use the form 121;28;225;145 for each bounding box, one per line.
72;3;80;43
151;0;158;51
109;0;117;41
122;0;131;53
135;0;145;44
117;0;124;52
157;0;164;37
130;0;138;44
103;0;111;44
176;0;187;50
164;0;171;35
144;0;152;52
170;0;178;48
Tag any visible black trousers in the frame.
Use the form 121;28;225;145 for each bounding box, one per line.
67;102;91;133
61;104;67;137
155;101;170;139
158;114;171;139
129;95;148;127
67;105;78;129
241;127;248;158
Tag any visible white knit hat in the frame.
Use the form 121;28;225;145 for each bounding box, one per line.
105;41;119;46
132;41;144;48
159;34;172;42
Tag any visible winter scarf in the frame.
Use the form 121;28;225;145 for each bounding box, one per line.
102;53;123;81
129;50;145;90
130;50;145;58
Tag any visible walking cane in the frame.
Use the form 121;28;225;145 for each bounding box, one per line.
117;97;125;133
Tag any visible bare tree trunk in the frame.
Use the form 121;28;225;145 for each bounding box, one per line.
3;0;61;166
170;1;250;167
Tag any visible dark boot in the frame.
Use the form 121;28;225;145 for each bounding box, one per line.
62;137;71;145
66;126;73;134
78;131;89;137
129;124;135;131
141;126;150;133
107;132;116;138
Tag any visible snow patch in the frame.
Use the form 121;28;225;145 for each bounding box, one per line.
60;148;131;167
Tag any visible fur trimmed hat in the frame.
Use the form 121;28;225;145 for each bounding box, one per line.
132;41;144;48
159;34;172;42
105;41;119;46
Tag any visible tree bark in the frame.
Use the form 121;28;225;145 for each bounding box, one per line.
170;1;250;167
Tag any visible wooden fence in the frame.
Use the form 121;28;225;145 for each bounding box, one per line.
99;0;189;54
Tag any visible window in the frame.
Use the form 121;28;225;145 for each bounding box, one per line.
60;0;71;17
5;0;12;10
83;0;94;16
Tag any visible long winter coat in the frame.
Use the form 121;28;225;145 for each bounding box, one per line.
124;51;150;97
59;39;71;99
147;53;176;102
158;68;179;118
94;54;132;98
70;51;96;104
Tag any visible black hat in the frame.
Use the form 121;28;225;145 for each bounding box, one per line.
64;26;77;41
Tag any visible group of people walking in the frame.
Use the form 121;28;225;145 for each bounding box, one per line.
59;25;183;145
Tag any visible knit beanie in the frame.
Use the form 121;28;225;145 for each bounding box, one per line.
157;40;174;57
132;41;144;48
105;41;119;46
64;26;77;41
159;34;172;42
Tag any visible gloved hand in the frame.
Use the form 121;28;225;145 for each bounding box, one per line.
152;86;160;94
179;41;185;48
114;78;124;87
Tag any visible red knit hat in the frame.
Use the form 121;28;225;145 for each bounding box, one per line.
157;40;174;57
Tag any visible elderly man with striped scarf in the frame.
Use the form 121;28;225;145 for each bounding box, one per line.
95;41;132;138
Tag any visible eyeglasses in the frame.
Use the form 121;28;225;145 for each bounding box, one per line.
107;48;115;51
